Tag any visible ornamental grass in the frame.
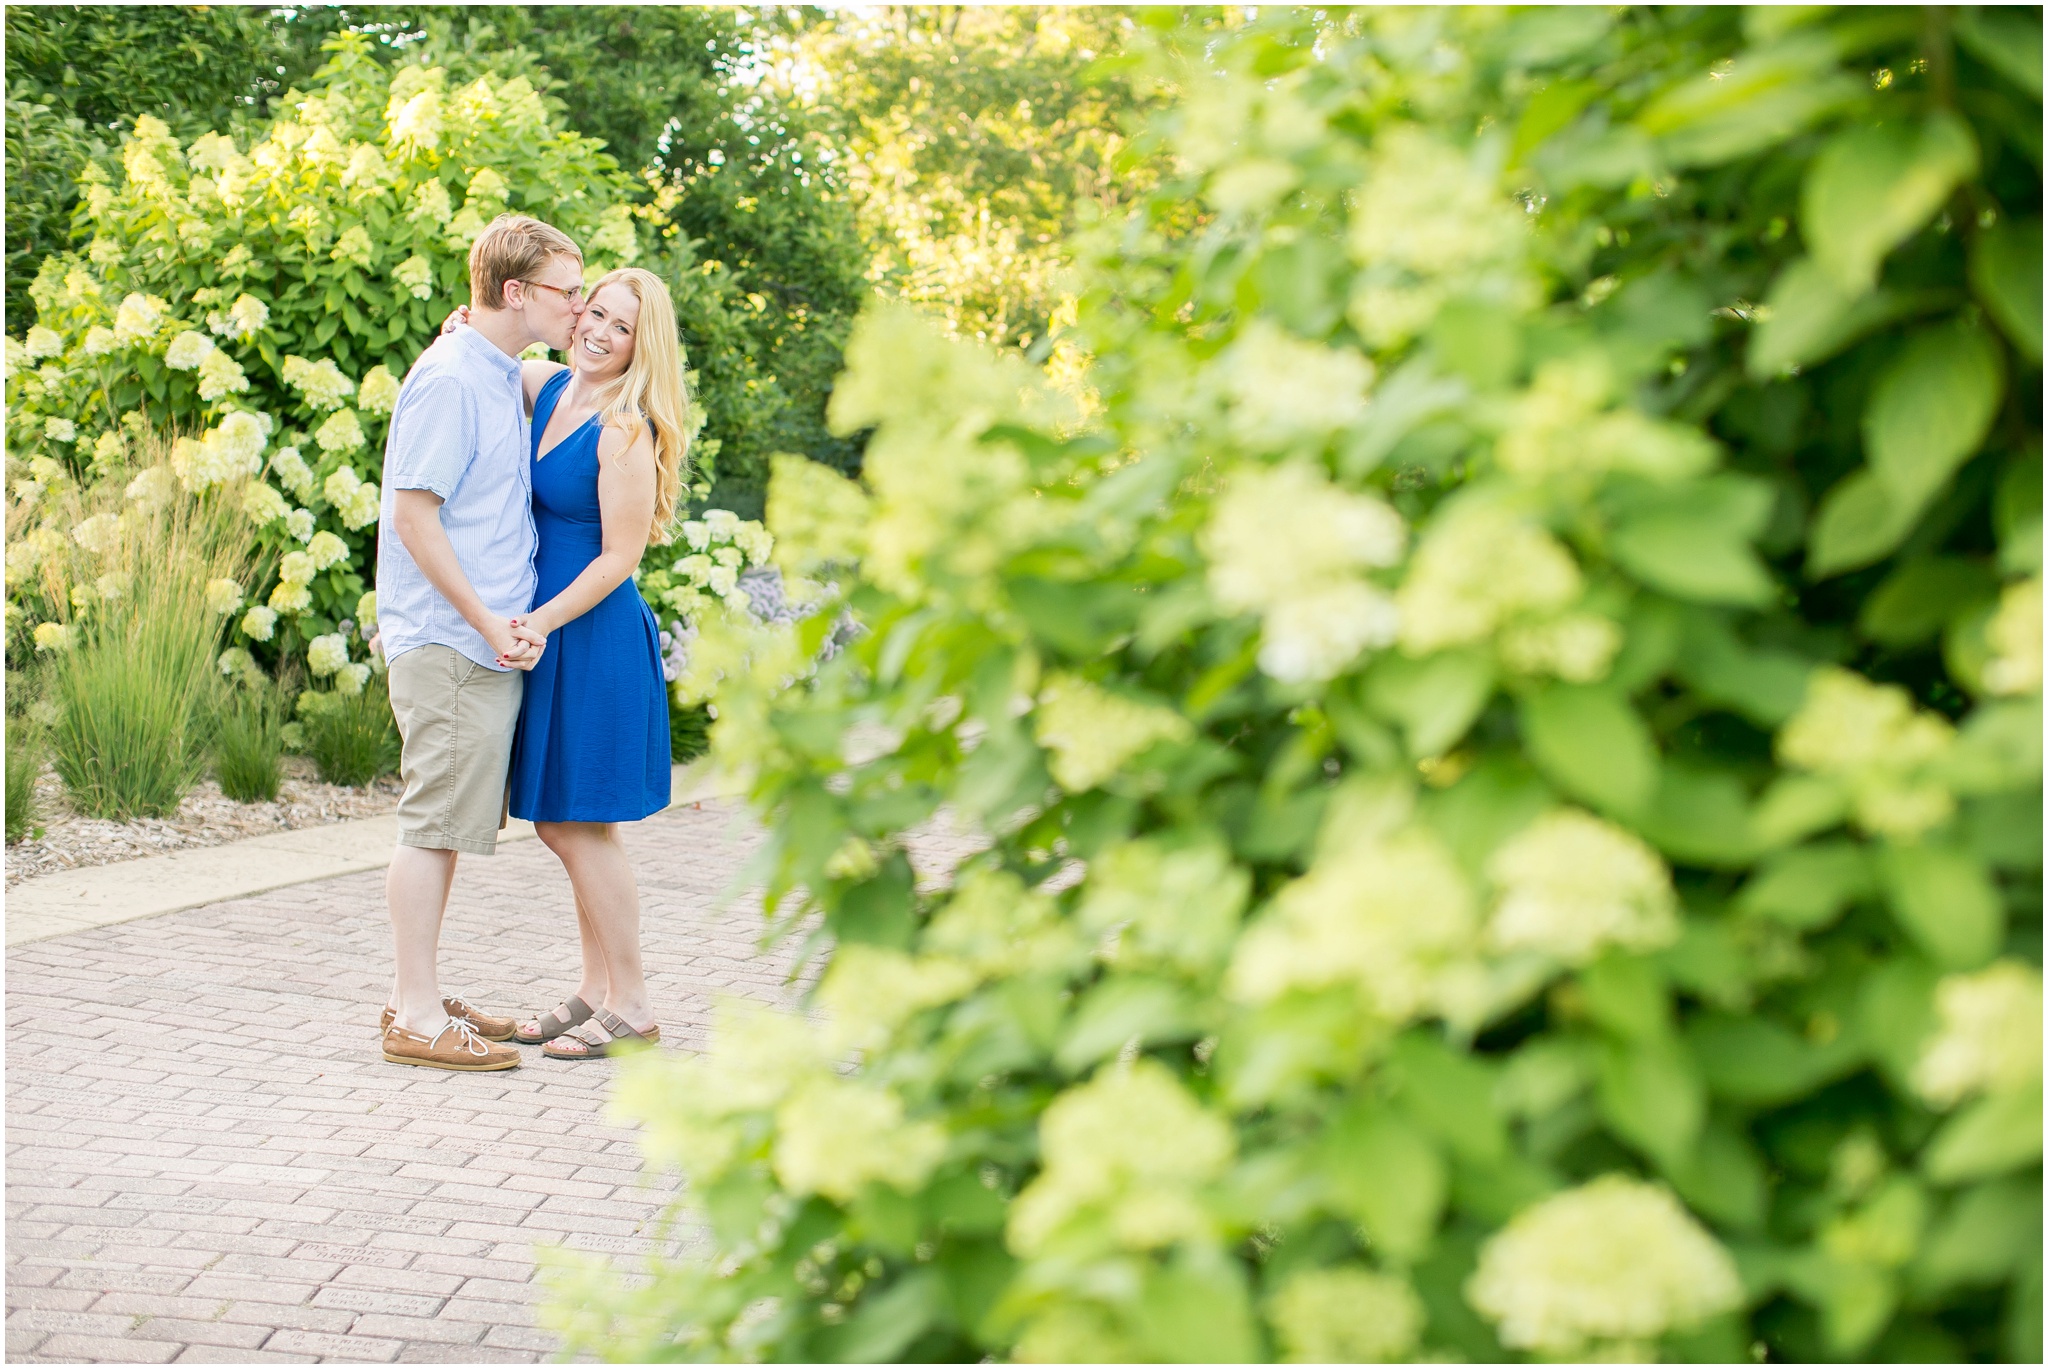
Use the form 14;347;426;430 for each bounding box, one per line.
212;678;286;804
36;440;250;820
296;679;398;788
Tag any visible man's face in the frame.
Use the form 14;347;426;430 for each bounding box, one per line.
517;253;587;351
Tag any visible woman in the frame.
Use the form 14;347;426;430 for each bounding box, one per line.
464;267;692;1060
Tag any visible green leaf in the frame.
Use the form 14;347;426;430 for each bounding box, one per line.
1053;976;1199;1075
1579;955;1671;1041
1748;258;1913;377
1363;649;1495;758
1956;6;2043;99
1879;840;2002;970
1909;1177;2041;1296
1639;36;1862;167
1673;610;1813;725
1803;112;1979;294
1609;475;1777;606
1320;1104;1447;1262
1924;1083;2045;1185
1132;1250;1258;1364
1960;791;2044;871
1597;1033;1705;1168
1970;217;2044;363
1856;956;1940;1089
1637;763;1761;868
1519;683;1658;816
1752;772;1851;848
1808;470;1918;579
824;1268;941;1363
1863;322;2005;514
1858;555;2000;646
1688;1012;1863;1106
1666;1114;1770;1233
1737;840;1876;930
1389;1032;1508;1164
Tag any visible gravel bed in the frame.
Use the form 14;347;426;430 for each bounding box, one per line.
5;757;401;887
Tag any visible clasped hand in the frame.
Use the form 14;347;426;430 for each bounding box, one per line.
492;617;549;670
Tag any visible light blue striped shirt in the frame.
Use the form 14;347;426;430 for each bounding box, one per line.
374;326;537;671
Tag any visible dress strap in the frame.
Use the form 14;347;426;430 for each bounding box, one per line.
531;369;574;455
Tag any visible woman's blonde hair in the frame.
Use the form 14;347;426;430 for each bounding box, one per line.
584;267;694;542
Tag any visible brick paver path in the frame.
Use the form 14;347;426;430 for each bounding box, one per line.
6;797;951;1364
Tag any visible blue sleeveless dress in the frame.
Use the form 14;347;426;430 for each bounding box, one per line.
507;370;670;823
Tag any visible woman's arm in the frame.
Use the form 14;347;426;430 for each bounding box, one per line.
517;422;659;637
521;359;568;408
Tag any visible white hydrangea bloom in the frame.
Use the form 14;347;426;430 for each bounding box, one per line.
680;519;711;551
1467;1175;1742;1356
1397;500;1583;655
278;551;316;586
314;408;365;453
357;365;401;416
284;508;316;543
1034;673;1192;792
269;446;316;502
71;513;119;556
240;605;278;641
197;348;249;400
1778;667;1955;838
282;356;356;411
355;590;378;632
1486;810;1679;965
1268;1268;1424;1364
124;466;175;503
1982;578;2043;696
1229;822;1478;1020
1498;612;1624;683
394;255;435;299
218;647;258;682
206;293;269;341
111;292;165;345
324;465;381;529
163;330;215;370
1009;1061;1234;1256
816;944;977;1053
771;1075;946;1203
242;481;290;526
43;417;76;444
1498;354;1717;487
82;325;118;356
92;431;125;468
705;508;742;538
205;578;244;615
706;564;739;597
33;622;74;653
712;545;745;570
93;571;127;602
268;580;312;615
13;479;44;507
1221;320;1374;449
735;522;774;566
1204;459;1405;682
334;662;372;697
406;178;452;228
306;530;349;572
306;634;350;677
1914;961;2044;1108
330;225;375;269
30;456;65;485
387;88;445;150
25;325;63;358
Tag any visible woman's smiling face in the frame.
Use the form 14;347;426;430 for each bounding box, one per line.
570;282;640;382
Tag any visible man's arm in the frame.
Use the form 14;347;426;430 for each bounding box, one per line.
391;488;540;668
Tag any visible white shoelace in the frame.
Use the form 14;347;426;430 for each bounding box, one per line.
429;1015;490;1057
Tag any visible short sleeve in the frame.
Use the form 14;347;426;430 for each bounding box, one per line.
383;374;475;499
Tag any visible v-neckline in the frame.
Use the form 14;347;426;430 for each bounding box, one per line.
535;409;598;463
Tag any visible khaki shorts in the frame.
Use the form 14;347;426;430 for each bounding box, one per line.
388;644;523;856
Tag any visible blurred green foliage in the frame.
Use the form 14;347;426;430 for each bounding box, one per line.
551;6;2043;1363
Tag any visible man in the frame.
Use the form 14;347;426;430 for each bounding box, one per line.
374;214;586;1071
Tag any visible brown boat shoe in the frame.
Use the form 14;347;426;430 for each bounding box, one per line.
378;994;518;1042
382;1017;521;1072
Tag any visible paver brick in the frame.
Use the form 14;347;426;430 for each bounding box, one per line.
8;798;825;1362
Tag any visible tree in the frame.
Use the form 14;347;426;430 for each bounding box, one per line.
766;6;1164;353
553;6;2041;1362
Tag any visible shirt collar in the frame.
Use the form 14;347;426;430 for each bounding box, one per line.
450;323;523;385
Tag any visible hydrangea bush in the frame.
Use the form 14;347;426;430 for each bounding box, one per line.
567;7;2041;1361
3;33;641;675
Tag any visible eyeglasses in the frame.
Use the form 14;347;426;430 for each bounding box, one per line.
518;279;586;305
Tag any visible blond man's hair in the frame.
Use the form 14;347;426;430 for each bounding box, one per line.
584;268;696;542
468;214;582;310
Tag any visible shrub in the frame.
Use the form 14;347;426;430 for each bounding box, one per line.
297;679;398;788
2;33;642;665
669;704;712;764
42;461;246;819
213;681;286;803
554;8;2042;1365
6;681;44;843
